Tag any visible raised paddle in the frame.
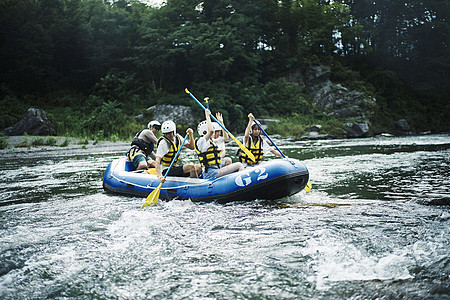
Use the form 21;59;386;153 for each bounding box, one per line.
252;117;312;192
185;88;256;162
141;133;189;208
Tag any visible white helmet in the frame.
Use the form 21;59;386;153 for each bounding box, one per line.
161;120;176;134
148;120;161;129
212;122;222;131
197;120;208;136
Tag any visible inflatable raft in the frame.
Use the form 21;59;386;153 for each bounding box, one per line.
103;157;309;203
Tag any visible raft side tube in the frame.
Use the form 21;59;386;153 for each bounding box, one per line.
103;157;309;202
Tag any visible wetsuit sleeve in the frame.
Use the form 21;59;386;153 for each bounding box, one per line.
142;129;158;145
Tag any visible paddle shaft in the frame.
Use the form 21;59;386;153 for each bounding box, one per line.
252;120;286;159
185;88;255;162
163;133;189;179
141;133;189;208
253;119;311;190
186;90;230;134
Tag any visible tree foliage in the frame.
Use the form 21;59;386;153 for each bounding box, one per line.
0;0;448;137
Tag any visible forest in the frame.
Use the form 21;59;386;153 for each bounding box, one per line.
1;0;448;140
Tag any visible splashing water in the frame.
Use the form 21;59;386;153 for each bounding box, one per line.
0;135;449;299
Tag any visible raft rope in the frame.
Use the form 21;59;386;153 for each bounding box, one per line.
109;172;220;192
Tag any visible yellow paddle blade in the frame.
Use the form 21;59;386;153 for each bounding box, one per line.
228;132;256;162
145;168;157;175
304;180;312;192
141;183;162;208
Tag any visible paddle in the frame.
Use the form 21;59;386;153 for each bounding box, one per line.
304;180;312;192
185;88;256;162
252;117;312;192
141;133;189;208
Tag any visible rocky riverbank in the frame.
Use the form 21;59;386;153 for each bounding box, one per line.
1;136;129;159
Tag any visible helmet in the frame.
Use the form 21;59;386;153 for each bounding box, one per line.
161;120;176;134
212;122;222;131
197;120;208;136
148;120;161;129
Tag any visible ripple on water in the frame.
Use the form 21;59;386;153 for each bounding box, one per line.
0;135;449;299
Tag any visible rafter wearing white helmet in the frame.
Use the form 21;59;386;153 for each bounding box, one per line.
195;109;243;180
161;120;176;135
148;120;161;130
154;120;201;183
126;120;160;171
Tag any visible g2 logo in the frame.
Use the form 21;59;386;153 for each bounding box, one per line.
255;168;268;181
235;172;252;187
235;167;268;187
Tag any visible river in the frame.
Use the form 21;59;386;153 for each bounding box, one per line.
0;134;449;299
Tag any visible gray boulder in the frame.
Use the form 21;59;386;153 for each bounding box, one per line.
132;114;144;121
394;119;411;134
346;122;369;138
305;125;322;132
147;105;195;127
4;108;56;136
287;65;376;124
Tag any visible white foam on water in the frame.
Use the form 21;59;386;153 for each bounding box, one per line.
1;134;448;299
304;235;414;290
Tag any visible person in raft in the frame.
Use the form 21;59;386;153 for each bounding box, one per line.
211;112;232;167
126;120;161;171
155;120;202;183
239;113;283;167
195;109;244;179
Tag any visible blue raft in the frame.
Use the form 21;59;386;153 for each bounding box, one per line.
103;157;309;203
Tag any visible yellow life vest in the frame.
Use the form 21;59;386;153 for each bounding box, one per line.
157;135;181;167
239;135;263;165
195;138;222;169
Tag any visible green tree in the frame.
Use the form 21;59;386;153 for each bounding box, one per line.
0;0;53;93
347;0;449;94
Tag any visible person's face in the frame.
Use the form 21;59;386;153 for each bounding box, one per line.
214;130;221;139
252;126;261;136
164;131;174;140
151;125;161;135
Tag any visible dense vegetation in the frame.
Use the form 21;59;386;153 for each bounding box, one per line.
1;0;448;139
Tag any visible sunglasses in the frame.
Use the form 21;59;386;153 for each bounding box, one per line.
153;125;161;130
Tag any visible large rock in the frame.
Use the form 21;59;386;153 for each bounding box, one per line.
4;108;56;136
346;122;369;138
394;119;411;134
287;65;376;123
147;105;195;127
305;125;322;132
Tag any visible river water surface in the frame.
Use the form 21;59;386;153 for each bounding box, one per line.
0;135;449;299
